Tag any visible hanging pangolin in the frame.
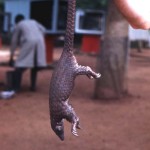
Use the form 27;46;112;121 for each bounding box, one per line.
49;0;101;141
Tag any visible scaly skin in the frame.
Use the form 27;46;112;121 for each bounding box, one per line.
49;0;101;141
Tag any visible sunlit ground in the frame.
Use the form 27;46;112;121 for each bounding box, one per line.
1;46;150;150
0;48;10;63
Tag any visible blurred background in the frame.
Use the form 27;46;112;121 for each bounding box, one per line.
0;0;150;150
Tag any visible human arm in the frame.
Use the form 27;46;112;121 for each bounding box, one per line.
114;0;150;29
36;21;46;34
9;27;20;65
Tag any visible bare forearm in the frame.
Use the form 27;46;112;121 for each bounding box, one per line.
114;0;150;29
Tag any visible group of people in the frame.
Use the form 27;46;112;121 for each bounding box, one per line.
1;14;47;99
1;0;150;99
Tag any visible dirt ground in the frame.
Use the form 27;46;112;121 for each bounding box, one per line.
0;47;150;150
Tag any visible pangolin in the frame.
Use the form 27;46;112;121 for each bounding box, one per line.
49;0;101;141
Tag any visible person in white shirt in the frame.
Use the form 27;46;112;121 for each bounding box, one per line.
9;14;47;92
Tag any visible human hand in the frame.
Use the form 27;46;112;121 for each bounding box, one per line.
8;58;14;67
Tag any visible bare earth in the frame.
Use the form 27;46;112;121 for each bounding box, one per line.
0;48;150;150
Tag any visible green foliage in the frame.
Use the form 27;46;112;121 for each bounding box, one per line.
0;0;4;12
76;0;108;10
0;0;4;4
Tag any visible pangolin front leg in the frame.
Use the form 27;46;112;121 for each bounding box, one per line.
65;103;81;136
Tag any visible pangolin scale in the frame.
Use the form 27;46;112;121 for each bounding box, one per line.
49;0;101;141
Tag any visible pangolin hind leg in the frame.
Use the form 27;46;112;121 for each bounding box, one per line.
76;65;101;79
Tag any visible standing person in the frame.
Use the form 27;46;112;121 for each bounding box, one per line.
9;14;47;92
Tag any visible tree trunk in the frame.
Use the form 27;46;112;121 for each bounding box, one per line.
94;2;129;99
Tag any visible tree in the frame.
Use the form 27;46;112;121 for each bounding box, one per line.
94;1;129;99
